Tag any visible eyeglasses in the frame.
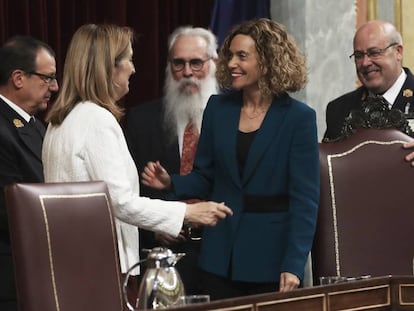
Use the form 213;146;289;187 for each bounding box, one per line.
349;42;398;61
170;58;211;72
28;71;57;85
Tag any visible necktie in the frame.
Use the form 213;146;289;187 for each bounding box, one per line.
367;93;391;109
29;117;46;138
376;94;390;108
180;121;202;238
29;116;36;126
180;121;199;176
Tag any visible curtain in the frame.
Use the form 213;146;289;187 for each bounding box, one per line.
210;0;270;48
0;0;213;110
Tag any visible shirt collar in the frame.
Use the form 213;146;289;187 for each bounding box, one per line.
383;68;407;108
0;94;32;122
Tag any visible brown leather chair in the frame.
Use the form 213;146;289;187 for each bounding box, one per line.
313;129;414;281
5;181;124;311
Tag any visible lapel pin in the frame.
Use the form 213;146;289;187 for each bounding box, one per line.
13;118;24;128
403;89;413;97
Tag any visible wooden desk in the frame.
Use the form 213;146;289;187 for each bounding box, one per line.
169;276;414;311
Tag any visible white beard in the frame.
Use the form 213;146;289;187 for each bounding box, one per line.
162;67;218;143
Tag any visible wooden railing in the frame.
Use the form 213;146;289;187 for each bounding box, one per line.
168;275;414;311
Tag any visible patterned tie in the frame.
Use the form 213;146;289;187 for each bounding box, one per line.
367;93;391;109
29;116;45;138
180;121;202;238
180;121;199;176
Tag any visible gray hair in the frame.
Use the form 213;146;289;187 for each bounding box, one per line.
167;26;218;59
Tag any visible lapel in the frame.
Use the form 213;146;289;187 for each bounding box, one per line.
165;135;181;173
159;103;181;173
0;99;43;161
392;68;414;113
16;124;44;160
218;92;244;188
31;118;46;137
242;94;290;185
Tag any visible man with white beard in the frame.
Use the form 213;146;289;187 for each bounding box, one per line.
124;26;218;294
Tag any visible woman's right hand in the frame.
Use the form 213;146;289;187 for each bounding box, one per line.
141;161;171;190
185;202;233;226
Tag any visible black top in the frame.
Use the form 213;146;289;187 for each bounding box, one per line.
237;129;258;177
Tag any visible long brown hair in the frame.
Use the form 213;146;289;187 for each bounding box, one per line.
47;24;134;125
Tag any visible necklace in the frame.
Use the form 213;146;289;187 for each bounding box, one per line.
242;104;270;119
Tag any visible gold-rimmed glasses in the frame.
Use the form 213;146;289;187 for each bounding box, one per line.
349;42;398;62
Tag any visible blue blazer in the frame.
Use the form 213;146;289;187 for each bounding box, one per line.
171;91;320;283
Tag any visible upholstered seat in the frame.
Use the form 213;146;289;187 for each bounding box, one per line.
5;181;124;311
313;129;414;280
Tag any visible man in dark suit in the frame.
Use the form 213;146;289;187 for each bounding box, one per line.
124;26;218;294
0;36;59;311
324;20;414;141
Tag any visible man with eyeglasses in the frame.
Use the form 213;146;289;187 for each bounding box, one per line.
124;26;218;294
0;35;59;311
324;20;414;141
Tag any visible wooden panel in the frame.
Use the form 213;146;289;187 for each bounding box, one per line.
257;294;325;311
328;285;390;310
171;276;414;311
399;284;414;306
210;305;254;311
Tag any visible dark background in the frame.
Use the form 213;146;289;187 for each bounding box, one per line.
0;0;213;111
0;0;269;114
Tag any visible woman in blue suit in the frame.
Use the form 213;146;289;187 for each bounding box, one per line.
142;18;319;300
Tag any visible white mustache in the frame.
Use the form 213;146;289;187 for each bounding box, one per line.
178;78;201;89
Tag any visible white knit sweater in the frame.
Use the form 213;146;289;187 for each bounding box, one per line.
42;101;186;274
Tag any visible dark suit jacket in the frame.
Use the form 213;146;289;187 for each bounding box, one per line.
324;67;414;140
124;99;203;293
125;98;181;201
0;98;45;303
125;99;181;246
171;91;320;283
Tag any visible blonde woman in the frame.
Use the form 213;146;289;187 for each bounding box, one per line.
42;24;232;301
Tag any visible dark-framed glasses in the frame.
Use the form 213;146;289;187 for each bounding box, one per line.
170;57;211;72
349;42;398;61
28;71;57;85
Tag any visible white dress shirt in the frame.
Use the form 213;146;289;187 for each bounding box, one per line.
383;68;407;109
0;94;31;122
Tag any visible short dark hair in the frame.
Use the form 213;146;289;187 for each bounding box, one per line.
0;35;55;85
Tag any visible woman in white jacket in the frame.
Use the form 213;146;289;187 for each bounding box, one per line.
42;24;232;301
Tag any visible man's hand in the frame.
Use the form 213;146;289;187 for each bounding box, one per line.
402;141;414;166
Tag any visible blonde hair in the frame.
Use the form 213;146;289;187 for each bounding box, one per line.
216;18;307;96
47;24;134;124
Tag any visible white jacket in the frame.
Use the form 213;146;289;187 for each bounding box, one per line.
42;101;186;274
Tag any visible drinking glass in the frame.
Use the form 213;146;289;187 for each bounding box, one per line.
319;276;347;285
178;295;210;305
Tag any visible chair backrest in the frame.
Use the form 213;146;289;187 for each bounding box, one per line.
313;129;414;280
5;181;124;311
